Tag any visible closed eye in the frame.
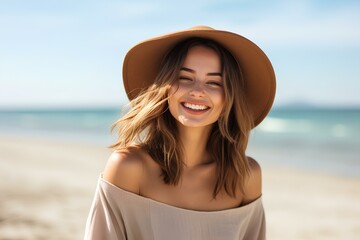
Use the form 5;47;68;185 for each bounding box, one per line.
179;76;192;81
207;81;223;87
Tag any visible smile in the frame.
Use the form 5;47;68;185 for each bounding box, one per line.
181;102;210;111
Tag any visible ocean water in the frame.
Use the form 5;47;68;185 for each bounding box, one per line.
0;108;121;145
248;108;360;178
0;107;359;177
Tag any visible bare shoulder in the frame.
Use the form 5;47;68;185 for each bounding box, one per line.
242;156;262;205
102;146;145;194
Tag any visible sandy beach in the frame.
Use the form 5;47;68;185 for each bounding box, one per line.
0;133;359;240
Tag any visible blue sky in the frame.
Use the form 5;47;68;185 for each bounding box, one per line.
0;0;359;109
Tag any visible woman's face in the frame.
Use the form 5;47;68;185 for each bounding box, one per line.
168;45;225;129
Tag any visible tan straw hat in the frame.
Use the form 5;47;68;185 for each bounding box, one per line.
122;26;276;127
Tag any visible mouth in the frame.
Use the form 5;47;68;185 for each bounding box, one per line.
181;102;210;111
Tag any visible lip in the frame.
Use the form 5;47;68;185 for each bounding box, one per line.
180;101;210;115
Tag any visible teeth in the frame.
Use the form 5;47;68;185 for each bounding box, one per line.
183;103;208;110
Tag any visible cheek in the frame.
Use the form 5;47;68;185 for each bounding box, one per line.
214;93;225;115
167;89;179;115
210;89;225;106
168;85;179;101
169;85;178;95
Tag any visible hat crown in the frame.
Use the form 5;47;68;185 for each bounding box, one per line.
188;26;214;31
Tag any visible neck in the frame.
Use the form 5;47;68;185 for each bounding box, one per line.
177;124;214;168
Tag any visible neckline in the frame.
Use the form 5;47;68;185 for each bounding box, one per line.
100;176;262;214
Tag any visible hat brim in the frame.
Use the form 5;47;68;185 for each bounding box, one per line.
122;26;276;127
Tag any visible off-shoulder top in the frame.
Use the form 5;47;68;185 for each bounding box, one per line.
84;176;266;240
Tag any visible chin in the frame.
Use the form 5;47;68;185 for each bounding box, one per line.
177;119;215;129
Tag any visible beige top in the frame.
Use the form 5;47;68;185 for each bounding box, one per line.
84;176;266;240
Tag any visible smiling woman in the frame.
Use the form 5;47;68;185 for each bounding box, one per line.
84;26;276;240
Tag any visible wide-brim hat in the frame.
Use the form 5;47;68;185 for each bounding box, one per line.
122;26;276;127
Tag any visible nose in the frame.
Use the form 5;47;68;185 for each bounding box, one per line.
189;81;205;97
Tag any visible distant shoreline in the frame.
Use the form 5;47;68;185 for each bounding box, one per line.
1;104;360;113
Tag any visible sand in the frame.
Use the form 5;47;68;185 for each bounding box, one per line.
0;134;359;239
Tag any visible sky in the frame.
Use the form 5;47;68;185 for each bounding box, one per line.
0;0;359;109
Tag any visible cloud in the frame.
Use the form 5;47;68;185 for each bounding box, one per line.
215;1;360;47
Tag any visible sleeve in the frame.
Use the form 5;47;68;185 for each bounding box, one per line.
84;181;127;240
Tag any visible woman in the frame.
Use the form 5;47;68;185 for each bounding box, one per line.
84;26;276;240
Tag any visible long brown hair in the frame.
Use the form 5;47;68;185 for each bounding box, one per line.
110;38;254;198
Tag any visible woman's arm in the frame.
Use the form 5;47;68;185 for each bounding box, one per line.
84;149;144;240
103;148;144;194
242;157;262;205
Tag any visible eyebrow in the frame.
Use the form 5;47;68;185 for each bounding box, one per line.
180;67;222;76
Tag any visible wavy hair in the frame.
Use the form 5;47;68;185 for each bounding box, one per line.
110;38;254;198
